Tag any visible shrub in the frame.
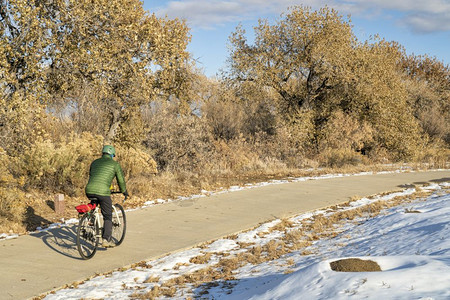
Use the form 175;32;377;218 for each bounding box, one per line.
241;98;277;137
319;110;374;154
210;138;260;173
417;105;450;144
415;146;450;168
17;132;103;195
204;97;277;141
16;132;158;196
0;148;26;231
203;98;244;141
145;104;214;172
285;110;316;157
318;148;366;168
115;145;158;178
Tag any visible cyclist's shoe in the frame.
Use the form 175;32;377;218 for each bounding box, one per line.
102;239;116;248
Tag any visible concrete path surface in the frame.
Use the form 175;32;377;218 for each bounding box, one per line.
1;170;449;299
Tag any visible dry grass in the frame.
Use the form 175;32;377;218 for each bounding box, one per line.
143;276;160;284
173;262;190;270
131;261;153;269
270;218;295;232
237;241;255;248
189;253;213;264
132;285;161;300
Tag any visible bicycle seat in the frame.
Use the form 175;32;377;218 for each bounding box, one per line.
88;197;100;205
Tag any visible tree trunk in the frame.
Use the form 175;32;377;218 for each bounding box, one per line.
106;108;121;144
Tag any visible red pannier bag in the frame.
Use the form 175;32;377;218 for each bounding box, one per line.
75;203;96;213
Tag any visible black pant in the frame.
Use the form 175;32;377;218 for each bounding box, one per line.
86;194;112;241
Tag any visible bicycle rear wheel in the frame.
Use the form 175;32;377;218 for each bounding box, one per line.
77;213;99;259
111;203;126;246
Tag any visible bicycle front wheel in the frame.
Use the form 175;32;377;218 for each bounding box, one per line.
111;203;126;246
76;213;99;260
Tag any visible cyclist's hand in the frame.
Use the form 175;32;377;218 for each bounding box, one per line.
123;191;129;202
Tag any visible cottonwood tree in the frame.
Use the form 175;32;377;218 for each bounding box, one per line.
1;0;192;149
226;6;358;155
227;5;423;159
228;6;355;116
344;39;423;158
46;0;192;143
401;54;450;144
0;0;56;154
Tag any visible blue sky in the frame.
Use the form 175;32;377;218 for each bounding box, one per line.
143;1;450;77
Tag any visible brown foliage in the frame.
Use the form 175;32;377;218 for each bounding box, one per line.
402;54;450;145
1;0;192;149
228;6;355;113
203;91;245;141
319;110;374;153
227;6;427;160
0;148;26;231
189;253;213;265
16;132;102;195
144;102;214;173
12;132;156;197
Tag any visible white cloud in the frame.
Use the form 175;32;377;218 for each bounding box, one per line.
157;1;243;27
340;0;450;33
154;0;450;33
344;0;449;15
403;11;450;33
155;1;326;28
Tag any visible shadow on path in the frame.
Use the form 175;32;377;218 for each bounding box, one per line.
430;177;450;183
24;206;52;231
398;176;450;189
31;225;86;260
31;223;107;260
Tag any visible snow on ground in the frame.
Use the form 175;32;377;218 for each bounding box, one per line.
43;181;450;300
223;184;450;300
0;233;18;240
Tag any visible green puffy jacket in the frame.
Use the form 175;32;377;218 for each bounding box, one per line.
85;154;127;196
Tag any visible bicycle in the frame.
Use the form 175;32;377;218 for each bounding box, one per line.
75;192;127;260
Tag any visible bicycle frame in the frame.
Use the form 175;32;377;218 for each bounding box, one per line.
86;206;103;241
77;194;127;259
112;205;122;227
89;204;122;237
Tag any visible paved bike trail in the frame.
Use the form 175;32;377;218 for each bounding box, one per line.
1;170;449;299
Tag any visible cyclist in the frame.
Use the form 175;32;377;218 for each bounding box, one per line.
85;145;128;248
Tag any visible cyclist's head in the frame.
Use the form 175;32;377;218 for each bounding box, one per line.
102;145;116;157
